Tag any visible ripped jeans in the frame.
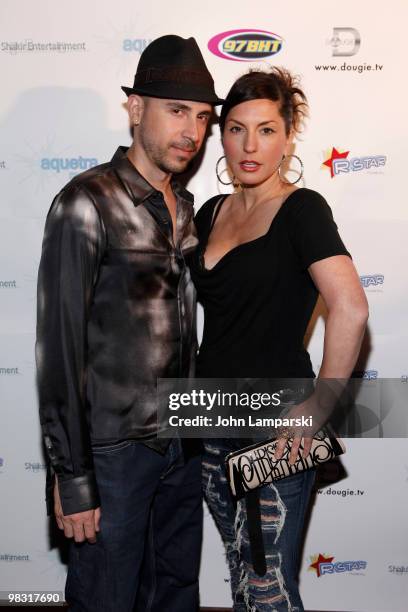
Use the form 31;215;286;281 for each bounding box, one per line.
203;440;315;612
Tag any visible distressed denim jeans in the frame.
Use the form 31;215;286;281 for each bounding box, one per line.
203;440;315;612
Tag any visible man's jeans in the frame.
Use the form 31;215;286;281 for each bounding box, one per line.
65;439;202;612
203;440;315;612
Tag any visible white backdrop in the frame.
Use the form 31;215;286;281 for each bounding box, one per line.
1;1;407;610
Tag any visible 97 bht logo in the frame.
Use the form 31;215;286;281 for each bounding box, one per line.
208;29;283;61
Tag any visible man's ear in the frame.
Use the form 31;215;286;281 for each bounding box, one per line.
126;95;144;126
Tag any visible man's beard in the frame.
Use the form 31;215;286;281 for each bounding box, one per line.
139;126;197;174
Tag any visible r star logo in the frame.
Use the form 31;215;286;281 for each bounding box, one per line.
309;553;335;577
322;147;349;178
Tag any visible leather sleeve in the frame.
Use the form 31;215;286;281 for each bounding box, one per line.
36;184;106;515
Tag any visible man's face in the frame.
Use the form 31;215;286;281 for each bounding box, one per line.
138;97;212;174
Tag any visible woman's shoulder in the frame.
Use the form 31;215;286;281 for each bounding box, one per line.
287;187;329;206
194;193;228;232
195;194;228;217
285;187;334;220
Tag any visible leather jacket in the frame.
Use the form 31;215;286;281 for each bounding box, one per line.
36;147;198;515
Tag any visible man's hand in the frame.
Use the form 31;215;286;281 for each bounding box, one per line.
54;479;101;543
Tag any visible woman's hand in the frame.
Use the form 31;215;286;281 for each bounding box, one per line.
274;395;320;465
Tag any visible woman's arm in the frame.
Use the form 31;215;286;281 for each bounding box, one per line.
309;254;369;378
275;254;368;462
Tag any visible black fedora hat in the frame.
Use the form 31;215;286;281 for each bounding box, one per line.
121;34;223;105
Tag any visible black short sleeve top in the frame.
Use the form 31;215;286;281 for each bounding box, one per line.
190;188;351;378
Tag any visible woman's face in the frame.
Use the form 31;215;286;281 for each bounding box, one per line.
222;98;292;187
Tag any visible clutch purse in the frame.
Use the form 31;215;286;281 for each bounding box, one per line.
225;428;345;500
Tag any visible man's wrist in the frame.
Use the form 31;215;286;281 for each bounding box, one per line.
58;473;100;516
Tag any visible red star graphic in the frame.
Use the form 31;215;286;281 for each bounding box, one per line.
323;147;349;178
309;553;335;577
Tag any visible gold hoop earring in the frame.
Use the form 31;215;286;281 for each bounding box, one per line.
278;154;304;185
215;155;234;186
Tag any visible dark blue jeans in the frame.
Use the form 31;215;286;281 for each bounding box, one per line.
203;440;315;612
65;439;202;612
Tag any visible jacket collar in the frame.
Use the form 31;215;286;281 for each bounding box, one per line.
111;146;194;206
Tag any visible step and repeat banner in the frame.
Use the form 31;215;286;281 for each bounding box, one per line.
0;1;407;610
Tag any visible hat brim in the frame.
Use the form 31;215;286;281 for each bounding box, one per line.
121;85;224;106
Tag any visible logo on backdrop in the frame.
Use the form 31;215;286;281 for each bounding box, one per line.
25;462;47;473
208;30;283;61
16;143;99;191
0;161;6;169
0;553;30;562
389;564;408;575
360;274;384;288
309;553;367;577
94;23;152;74
327;28;361;56
123;38;153;53
40;156;98;175
0;457;4;473
363;370;378;380
322;147;386;177
0;367;19;375
1;40;86;54
316;487;365;497
360;275;384;294
0;280;17;288
316;30;383;73
353;370;378;380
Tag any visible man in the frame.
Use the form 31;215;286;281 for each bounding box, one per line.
36;35;223;611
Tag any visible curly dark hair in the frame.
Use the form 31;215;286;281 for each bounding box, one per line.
219;67;308;136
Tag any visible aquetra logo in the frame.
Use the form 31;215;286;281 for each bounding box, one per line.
208;30;283;62
40;156;98;174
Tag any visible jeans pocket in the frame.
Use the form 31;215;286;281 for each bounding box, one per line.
91;440;133;455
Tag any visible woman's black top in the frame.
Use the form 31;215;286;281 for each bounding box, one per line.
190;188;351;379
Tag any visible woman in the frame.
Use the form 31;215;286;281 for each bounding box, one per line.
190;68;368;611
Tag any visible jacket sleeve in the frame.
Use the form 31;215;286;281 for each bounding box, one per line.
36;184;106;516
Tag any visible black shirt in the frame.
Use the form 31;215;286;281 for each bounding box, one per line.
190;188;350;379
36;146;198;515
